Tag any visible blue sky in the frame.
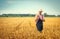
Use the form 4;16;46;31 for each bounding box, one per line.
0;0;60;15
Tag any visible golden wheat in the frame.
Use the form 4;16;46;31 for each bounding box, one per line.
0;17;60;39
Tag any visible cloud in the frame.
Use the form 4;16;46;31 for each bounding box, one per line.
0;9;33;14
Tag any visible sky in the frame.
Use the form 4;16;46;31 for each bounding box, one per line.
0;0;60;15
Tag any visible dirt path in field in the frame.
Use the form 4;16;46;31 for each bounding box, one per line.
13;21;24;32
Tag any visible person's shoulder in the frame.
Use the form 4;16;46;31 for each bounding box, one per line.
41;14;43;15
41;14;44;16
36;13;39;16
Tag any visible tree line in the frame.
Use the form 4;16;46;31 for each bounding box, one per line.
0;13;60;17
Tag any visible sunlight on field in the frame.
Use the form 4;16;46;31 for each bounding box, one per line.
0;17;60;39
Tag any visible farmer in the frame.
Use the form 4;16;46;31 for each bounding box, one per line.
35;9;45;32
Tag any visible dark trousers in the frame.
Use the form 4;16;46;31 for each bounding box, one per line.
36;22;43;31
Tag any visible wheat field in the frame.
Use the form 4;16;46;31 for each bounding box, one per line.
0;17;60;39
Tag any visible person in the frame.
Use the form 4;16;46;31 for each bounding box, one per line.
35;9;45;32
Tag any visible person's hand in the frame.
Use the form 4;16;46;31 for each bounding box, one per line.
42;19;45;22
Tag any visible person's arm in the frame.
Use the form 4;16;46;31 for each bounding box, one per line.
39;15;45;22
39;15;43;20
42;15;45;22
35;14;38;22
